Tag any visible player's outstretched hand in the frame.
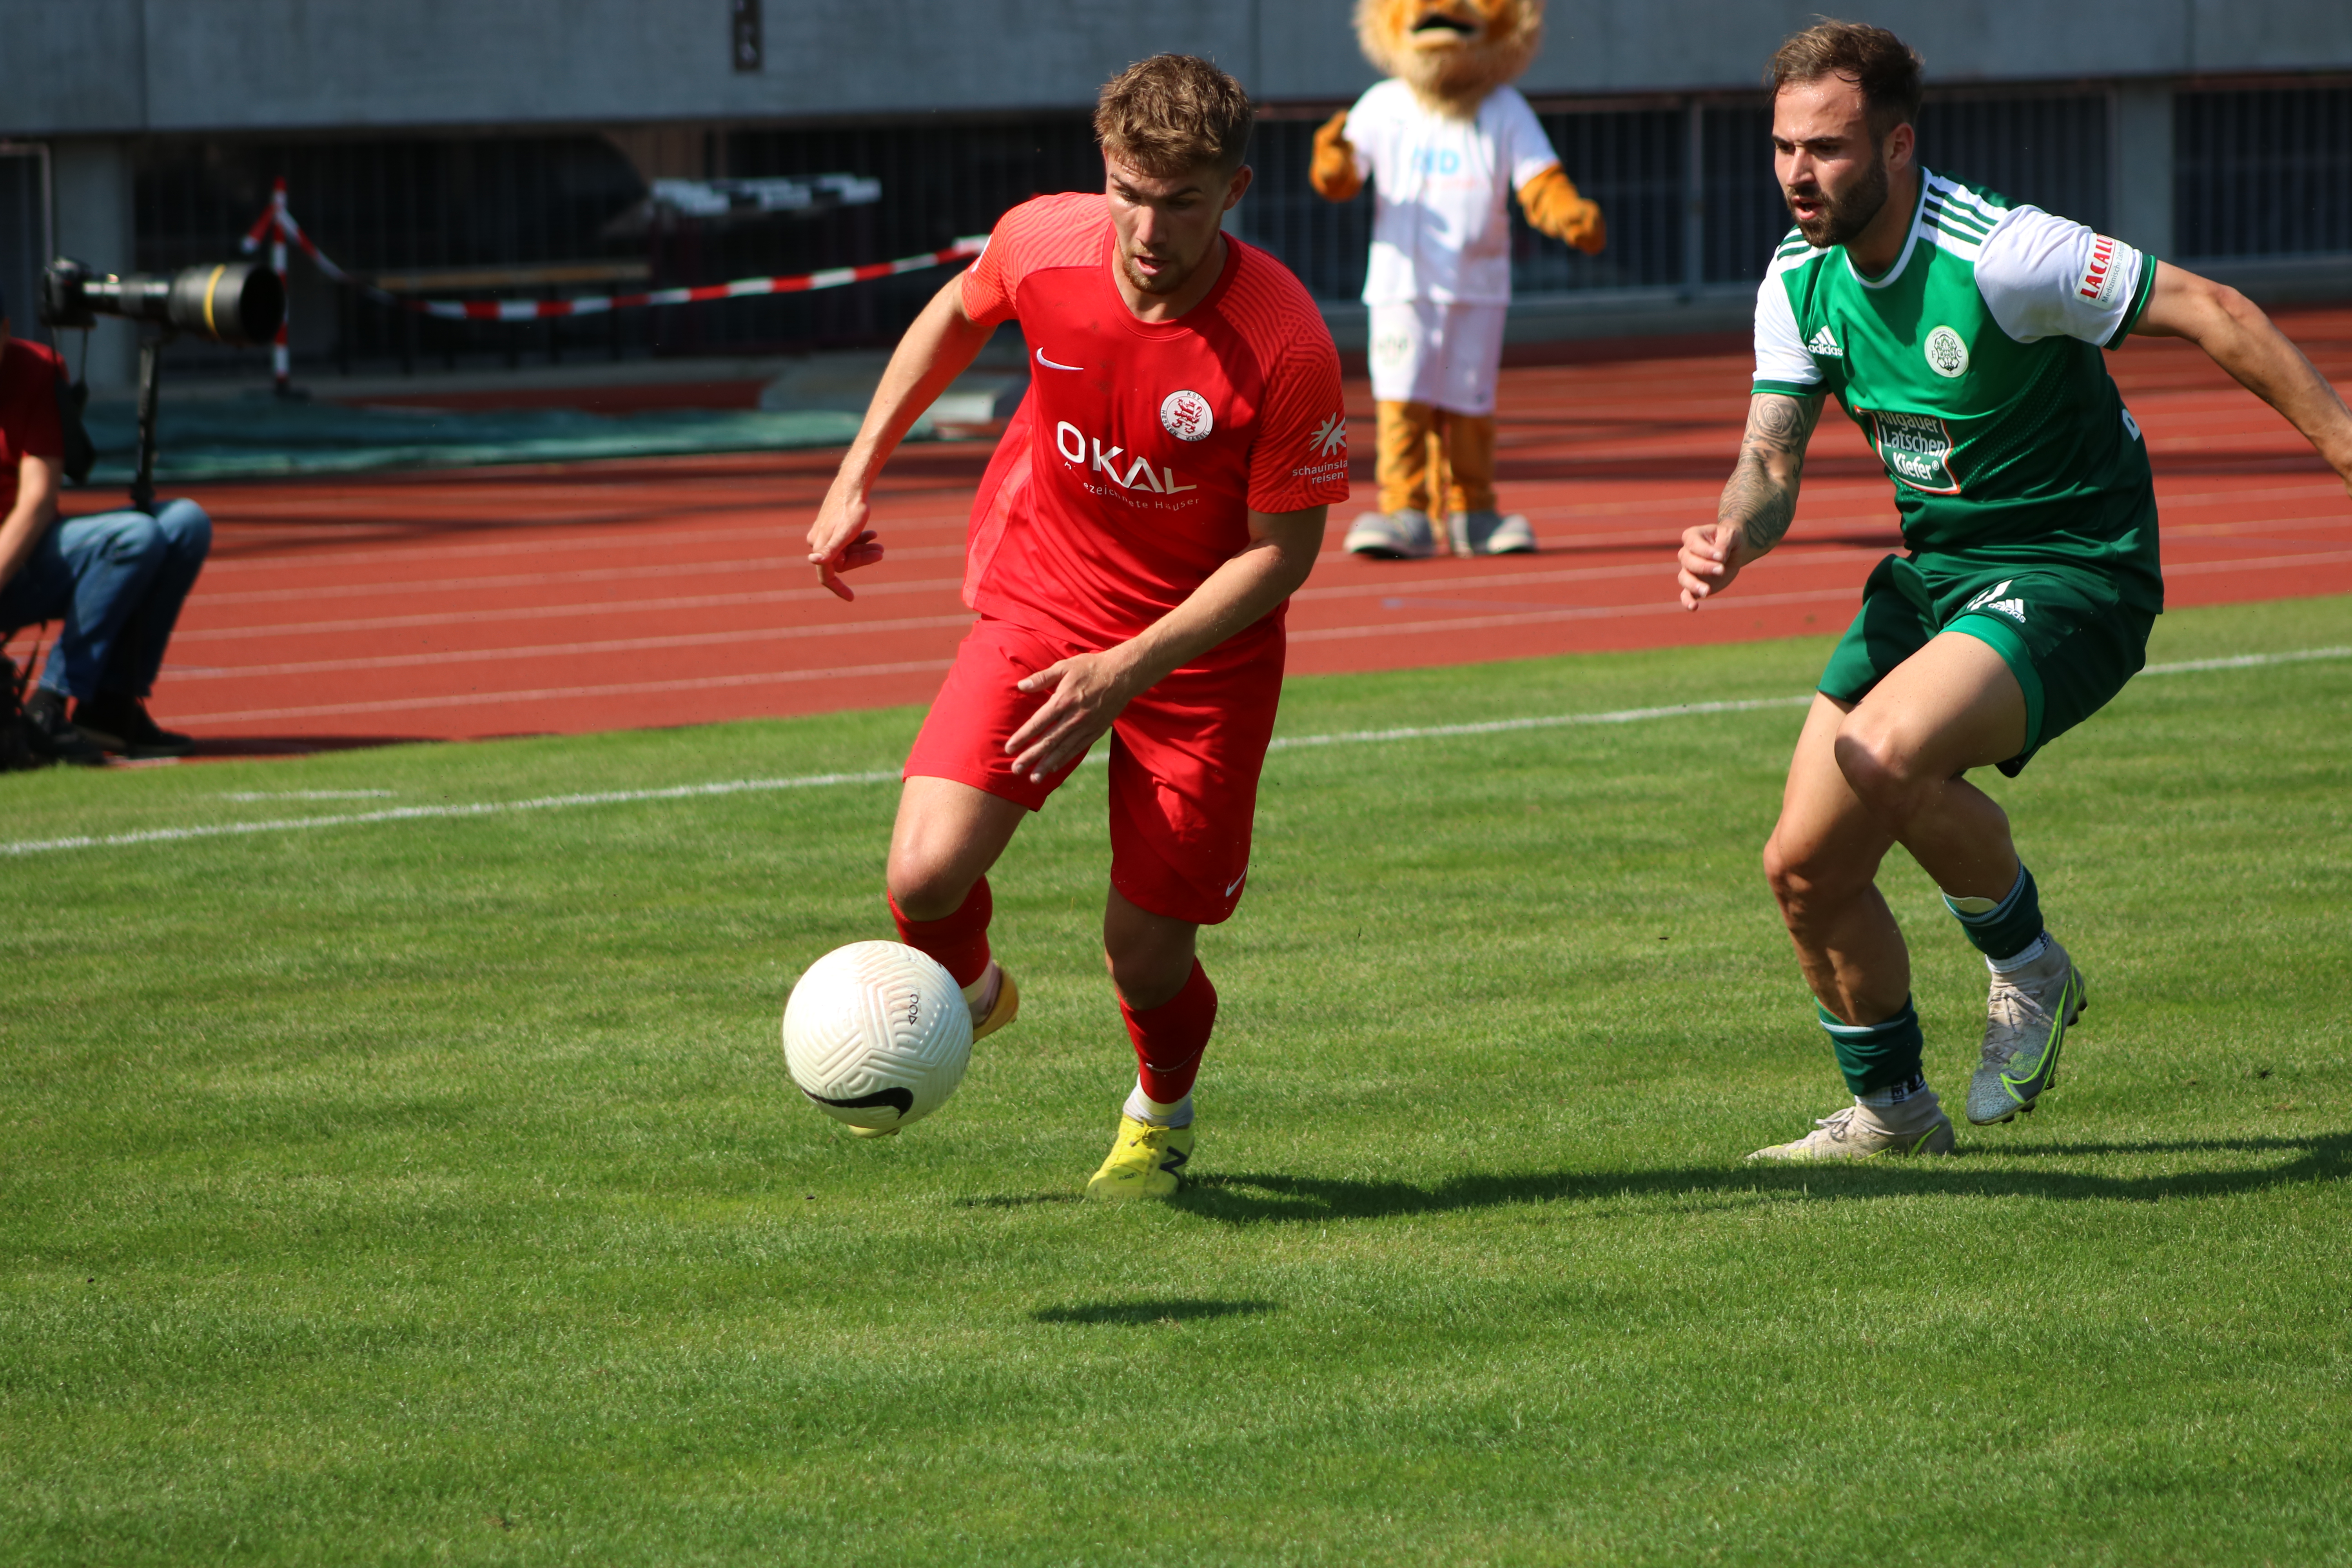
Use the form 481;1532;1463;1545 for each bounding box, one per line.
806;488;886;601
1006;651;1139;782
1677;519;1746;610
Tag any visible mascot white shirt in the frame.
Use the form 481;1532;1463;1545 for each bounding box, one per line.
1344;78;1563;307
1343;79;1561;412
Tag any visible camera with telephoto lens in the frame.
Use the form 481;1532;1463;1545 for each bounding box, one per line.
40;256;284;346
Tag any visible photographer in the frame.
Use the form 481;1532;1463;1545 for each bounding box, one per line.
0;285;210;763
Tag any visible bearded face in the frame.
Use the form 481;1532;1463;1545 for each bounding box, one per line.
1354;0;1544;115
1788;142;1891;249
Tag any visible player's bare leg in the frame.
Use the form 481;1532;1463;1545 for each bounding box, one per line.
1836;634;2089;1121
886;776;1027;1041
1090;886;1211;1200
1765;694;1909;1026
1755;633;2080;1158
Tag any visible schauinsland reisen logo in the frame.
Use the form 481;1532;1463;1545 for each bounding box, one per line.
1866;409;1962;495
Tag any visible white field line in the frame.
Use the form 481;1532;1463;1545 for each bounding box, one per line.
1;771;902;857
5;644;2346;860
2140;644;2350;675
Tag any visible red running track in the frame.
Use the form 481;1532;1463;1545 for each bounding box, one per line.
19;307;2351;754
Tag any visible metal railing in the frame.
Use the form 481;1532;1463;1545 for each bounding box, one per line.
114;80;2347;375
2177;84;2352;260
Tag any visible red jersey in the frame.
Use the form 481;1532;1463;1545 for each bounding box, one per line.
0;338;66;517
958;192;1349;665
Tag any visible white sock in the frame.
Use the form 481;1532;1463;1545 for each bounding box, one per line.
960;962;1000;1020
1987;933;2052;975
1122;1081;1192;1129
1856;1074;1940;1132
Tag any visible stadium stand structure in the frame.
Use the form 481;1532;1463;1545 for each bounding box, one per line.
1;2;2346;389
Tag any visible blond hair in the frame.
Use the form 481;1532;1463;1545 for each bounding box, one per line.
1095;54;1255;178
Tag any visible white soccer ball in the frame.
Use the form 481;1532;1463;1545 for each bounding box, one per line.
782;941;973;1135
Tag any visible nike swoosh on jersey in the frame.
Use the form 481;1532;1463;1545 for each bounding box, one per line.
1223;872;1246;896
1036;348;1082;371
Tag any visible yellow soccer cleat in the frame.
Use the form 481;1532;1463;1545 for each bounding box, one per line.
1085;1114;1194;1201
849;964;1017;1141
970;962;1020;1043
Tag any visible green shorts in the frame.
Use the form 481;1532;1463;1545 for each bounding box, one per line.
1818;554;2156;776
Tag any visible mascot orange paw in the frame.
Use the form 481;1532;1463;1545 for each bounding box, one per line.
1311;109;1365;203
1517;165;1608;254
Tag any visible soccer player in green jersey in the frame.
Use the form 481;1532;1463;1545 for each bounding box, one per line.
1677;21;2352;1160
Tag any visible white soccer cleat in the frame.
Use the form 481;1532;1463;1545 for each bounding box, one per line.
1748;1101;1956;1162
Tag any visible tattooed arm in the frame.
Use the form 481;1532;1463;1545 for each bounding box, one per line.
1676;392;1824;610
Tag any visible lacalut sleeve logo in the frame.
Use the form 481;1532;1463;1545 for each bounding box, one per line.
1160;390;1215;441
2077;234;2124;305
1312;413;1348;457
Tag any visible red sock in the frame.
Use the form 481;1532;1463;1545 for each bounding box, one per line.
1120;959;1218;1103
888;878;993;987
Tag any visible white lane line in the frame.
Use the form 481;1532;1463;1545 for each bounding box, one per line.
199;512;975;577
1294;548;1882;606
165;614;976;681
2161;549;2352;577
166;658;959;725
189;550;965;609
12;643;2344;860
174;579;970;643
1291;585;1861;641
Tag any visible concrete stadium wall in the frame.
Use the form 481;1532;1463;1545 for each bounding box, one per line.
5;0;2352;134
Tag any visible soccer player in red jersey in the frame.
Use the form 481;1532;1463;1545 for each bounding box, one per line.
804;54;1350;1198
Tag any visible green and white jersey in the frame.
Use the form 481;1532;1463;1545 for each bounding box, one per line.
1753;169;2161;604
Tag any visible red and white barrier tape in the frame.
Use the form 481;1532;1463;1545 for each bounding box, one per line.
241;177;986;326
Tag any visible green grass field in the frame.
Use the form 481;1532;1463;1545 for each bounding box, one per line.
5;595;2348;1566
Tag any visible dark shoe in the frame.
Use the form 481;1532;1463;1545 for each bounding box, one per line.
24;688;109;766
73;692;194;759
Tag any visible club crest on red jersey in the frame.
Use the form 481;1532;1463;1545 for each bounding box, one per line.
1160;390;1215;441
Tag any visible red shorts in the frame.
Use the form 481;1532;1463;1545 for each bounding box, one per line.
904;617;1283;925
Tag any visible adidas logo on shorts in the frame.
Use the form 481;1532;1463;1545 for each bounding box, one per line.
1965;580;2028;624
1808;326;1844;358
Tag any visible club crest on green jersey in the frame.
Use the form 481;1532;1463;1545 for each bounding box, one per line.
1865;409;1962;495
1924;326;1970;378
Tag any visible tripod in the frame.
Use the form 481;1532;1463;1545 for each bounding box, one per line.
129;333;171;515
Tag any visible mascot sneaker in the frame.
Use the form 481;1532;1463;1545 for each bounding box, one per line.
1344;508;1437;559
1967;939;2087;1125
1748;1101;1956;1162
1085;1114;1193;1200
1448;510;1535;555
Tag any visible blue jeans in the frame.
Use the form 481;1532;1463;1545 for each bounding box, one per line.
0;499;212;701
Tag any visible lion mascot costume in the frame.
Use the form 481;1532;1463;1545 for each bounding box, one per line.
1313;0;1604;557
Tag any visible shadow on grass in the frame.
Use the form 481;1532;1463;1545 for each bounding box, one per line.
1032;1299;1276;1327
1171;1134;2352;1224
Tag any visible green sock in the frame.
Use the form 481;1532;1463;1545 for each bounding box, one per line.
1944;862;2044;962
1817;996;1926;1096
